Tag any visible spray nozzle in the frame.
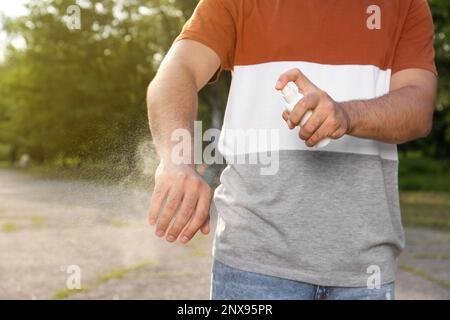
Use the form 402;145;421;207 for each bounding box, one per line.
280;82;303;105
277;80;331;148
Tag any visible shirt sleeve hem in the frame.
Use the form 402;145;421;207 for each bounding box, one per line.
392;63;438;77
175;31;233;83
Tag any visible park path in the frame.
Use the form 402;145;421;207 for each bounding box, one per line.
0;168;449;300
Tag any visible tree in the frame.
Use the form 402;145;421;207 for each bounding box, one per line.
0;0;448;168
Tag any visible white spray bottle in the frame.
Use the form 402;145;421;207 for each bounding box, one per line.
279;82;331;148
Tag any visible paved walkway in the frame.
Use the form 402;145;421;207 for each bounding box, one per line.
0;169;448;299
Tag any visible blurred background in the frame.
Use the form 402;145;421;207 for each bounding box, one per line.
0;0;448;300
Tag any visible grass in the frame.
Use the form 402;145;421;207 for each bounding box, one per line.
110;220;130;228
31;216;45;226
400;174;450;192
131;271;192;279
413;253;450;260
425;238;450;245
0;216;45;231
400;191;450;231
98;261;153;283
52;287;87;300
2;222;20;233
399;264;450;291
52;260;156;300
190;246;208;257
187;235;209;257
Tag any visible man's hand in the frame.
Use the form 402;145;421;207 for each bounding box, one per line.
275;68;351;147
276;68;436;145
147;40;220;244
148;162;212;244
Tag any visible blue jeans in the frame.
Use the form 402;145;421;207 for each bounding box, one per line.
211;260;395;300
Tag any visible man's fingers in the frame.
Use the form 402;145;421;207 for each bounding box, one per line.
299;108;328;142
275;68;317;93
305;121;333;147
200;215;210;235
165;188;199;242
155;181;184;237
282;111;295;129
148;182;169;226
305;116;342;147
179;188;212;244
289;93;320;127
330;126;347;140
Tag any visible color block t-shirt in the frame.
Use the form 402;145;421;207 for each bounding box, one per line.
176;0;437;287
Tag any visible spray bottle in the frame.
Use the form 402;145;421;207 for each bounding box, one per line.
279;82;331;148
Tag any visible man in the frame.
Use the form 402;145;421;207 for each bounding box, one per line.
147;0;437;300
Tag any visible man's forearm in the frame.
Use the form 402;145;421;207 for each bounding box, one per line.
147;62;198;165
342;85;435;144
147;40;221;244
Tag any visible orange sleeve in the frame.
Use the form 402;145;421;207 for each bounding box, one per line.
175;0;237;77
392;0;437;76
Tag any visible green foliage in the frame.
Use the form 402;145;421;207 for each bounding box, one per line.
399;154;450;191
0;143;9;159
401;0;450;158
0;0;206;164
0;0;448;189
